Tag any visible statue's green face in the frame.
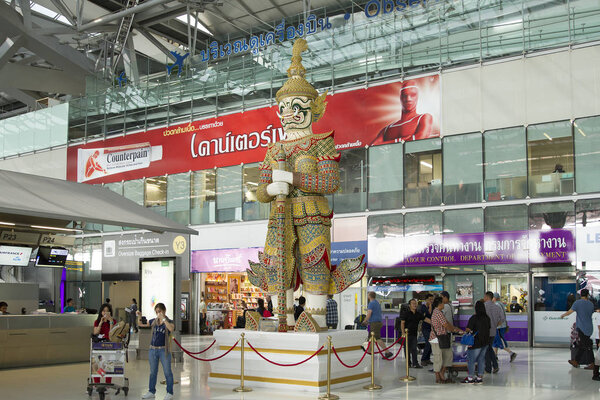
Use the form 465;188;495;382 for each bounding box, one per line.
277;96;312;131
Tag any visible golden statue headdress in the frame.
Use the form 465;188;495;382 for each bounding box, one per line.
276;38;327;123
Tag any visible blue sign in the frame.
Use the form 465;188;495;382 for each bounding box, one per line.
331;240;368;266
166;51;189;77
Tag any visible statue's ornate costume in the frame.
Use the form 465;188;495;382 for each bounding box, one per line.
247;39;366;330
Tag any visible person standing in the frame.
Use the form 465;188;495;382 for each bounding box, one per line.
266;295;274;315
129;299;138;333
484;291;503;373
363;292;393;358
137;303;175;400
198;294;207;335
493;293;517;362
420;294;434;366
326;294;338;330
293;296;306;321
509;296;524;313
462;301;491;384
430;296;463;383
401;299;429;368
441;291;454;326
562;289;595;369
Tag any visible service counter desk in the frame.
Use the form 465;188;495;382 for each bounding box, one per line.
0;314;96;369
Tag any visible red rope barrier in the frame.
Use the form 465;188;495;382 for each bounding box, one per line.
376;337;405;361
376;335;404;353
173;338;239;362
177;339;216;355
332;342;370;368
247;341;324;367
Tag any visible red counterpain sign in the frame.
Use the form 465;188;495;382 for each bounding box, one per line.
67;75;440;183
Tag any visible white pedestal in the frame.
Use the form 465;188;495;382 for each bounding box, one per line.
208;330;370;393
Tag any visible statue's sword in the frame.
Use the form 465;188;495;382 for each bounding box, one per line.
275;143;288;332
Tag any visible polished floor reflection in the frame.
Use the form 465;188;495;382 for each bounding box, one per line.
2;335;600;400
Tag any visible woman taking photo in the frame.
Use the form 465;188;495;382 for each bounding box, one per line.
137;303;175;400
462;300;491;384
93;303;115;340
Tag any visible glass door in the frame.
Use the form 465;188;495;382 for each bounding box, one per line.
532;273;576;346
487;274;530;345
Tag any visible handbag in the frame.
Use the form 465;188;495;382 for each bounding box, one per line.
461;331;477;346
432;325;451;349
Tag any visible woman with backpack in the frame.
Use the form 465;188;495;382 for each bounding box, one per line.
462;300;491;384
137;303;175;400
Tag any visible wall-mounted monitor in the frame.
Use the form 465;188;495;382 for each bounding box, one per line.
0;245;33;266
36;247;68;267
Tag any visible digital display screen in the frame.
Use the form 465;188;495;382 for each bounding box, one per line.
0;245;33;266
36;247;69;267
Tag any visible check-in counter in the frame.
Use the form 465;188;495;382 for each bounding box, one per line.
0;314;96;369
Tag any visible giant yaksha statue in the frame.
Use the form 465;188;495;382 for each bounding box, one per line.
247;39;366;332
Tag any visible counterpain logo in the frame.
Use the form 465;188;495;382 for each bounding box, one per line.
77;143;163;182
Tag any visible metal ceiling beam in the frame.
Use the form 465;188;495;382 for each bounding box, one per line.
0;88;43;109
136;28;176;61
17;0;32;30
78;0;174;32
49;0;77;26
135;4;188;25
0;63;86;95
0;36;25;69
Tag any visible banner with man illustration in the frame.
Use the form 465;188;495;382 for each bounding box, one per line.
67;75;440;184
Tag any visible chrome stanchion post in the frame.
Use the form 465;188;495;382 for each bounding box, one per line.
399;328;416;382
319;336;338;400
384;316;388;342
363;331;382;391
233;333;252;392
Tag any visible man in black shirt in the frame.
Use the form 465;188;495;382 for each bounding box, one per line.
401;299;430;368
294;296;306;321
419;294;434;365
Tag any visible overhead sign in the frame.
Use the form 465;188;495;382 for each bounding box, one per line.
39;234;76;247
77;143;163;182
0;231;40;245
369;229;575;267
67;75;440;184
0;245;33;266
191;247;262;273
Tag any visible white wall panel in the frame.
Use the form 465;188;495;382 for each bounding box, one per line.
525;51;571;124
441;66;482;135
571;46;600;118
0;147;67;179
190;220;268;250
481;58;527;130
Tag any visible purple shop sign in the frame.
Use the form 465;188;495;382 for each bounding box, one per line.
369;229;574;268
191;247;263;273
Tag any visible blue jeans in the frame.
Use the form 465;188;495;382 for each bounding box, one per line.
149;348;174;395
485;338;498;371
467;345;488;378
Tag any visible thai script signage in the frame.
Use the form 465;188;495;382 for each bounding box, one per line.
364;0;445;18
67;75;440;184
198;14;332;62
369;229;575;267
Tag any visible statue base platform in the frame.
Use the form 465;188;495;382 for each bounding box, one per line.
208;329;370;393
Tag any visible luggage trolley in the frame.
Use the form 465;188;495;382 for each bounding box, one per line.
87;341;129;399
447;341;469;379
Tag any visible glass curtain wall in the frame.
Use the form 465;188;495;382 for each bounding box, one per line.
191;169;216;225
574;116;600;194
404;139;442;207
144;176;167;216
242;162;270;221
216;165;242;223
334;148;367;213
527;121;574;198
483;127;527;201
443;133;483;204
167;172;191;225
368;143;403;211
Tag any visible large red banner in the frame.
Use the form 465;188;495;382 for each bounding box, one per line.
67;75;440;183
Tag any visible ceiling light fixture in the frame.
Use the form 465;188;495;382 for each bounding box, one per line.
0;222;16;226
543;133;553;141
30;225;83;232
420;161;433;168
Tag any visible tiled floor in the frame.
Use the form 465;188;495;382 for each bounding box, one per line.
2;335;600;400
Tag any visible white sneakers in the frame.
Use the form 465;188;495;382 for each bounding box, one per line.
141;391;173;399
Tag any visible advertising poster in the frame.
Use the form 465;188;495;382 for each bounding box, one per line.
141;260;174;317
191;247;262;273
456;281;474;305
66;75;441;184
91;350;125;377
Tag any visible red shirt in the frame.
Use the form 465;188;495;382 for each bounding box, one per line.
94;319;116;338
